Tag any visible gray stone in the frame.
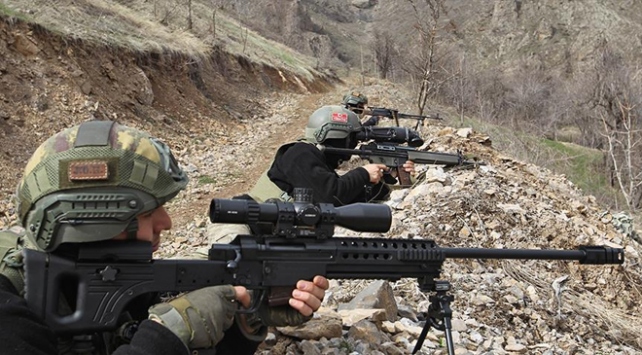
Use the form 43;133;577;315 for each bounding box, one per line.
278;312;342;340
338;280;398;321
299;340;321;355
347;319;390;345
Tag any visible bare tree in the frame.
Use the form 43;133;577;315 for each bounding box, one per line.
209;0;232;39
186;0;193;30
373;30;395;79
310;36;321;70
503;65;554;133
407;0;438;115
155;0;182;26
211;3;217;38
589;45;642;210
457;53;465;125
404;0;457;116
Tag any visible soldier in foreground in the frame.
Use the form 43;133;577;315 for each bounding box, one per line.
0;120;328;354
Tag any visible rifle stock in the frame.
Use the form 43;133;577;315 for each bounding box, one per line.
23;236;622;334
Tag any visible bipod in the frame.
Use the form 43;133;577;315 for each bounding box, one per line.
412;280;455;355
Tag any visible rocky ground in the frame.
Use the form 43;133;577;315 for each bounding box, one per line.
151;83;642;354
1;25;641;354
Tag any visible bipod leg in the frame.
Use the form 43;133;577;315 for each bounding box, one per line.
412;313;432;354
412;281;455;355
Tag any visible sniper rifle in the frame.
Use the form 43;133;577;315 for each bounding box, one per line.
23;189;623;355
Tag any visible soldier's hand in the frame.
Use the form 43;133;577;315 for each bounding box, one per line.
403;160;416;174
148;285;238;349
239;275;330;334
390;160;416;178
362;164;388;184
289;275;329;317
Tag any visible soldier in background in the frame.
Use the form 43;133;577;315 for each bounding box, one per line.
342;91;393;127
205;105;414;246
342;91;369;119
0;120;328;355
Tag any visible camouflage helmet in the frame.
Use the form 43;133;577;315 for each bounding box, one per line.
16;120;189;251
342;91;369;107
304;105;362;143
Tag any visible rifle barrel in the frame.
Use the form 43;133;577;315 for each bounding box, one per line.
321;145;479;167
441;246;623;265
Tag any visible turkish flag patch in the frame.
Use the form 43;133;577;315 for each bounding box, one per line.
332;112;348;122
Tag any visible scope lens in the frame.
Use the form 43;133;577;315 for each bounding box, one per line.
335;203;391;232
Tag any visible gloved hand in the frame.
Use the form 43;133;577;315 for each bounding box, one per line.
237;276;329;337
255;293;312;327
235;291;310;342
148;285;237;349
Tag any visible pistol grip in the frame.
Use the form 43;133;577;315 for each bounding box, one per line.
267;286;294;307
398;169;412;186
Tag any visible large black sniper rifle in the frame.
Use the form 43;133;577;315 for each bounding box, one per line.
24;189;623;355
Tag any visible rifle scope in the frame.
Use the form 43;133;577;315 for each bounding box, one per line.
209;189;392;237
356;126;424;147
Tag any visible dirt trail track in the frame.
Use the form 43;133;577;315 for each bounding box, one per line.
160;85;354;253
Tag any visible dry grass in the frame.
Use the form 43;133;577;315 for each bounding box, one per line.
503;261;642;349
0;0;317;78
2;0;207;56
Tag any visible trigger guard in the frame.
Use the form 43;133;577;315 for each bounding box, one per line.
236;289;266;314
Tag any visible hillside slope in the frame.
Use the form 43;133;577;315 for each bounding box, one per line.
222;0;642;76
0;16;336;203
0;7;641;355
163;81;642;355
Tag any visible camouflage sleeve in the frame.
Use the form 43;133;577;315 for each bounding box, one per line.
0;226;28;295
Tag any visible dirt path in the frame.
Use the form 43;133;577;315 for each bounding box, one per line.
163;83;351;242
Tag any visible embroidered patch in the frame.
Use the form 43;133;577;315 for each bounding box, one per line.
332;112;348;122
69;161;109;181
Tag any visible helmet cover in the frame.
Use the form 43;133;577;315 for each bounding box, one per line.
342;91;369;107
304;105;362;144
17;120;188;251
